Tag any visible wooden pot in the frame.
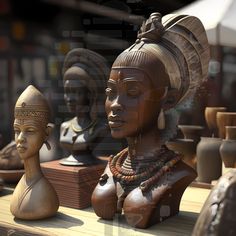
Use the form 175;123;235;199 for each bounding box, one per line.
204;107;226;137
196;137;222;183
216;112;236;139
220;126;236;168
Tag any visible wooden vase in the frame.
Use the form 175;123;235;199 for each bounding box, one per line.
204;107;227;137
220;126;236;168
196;137;222;183
216;112;236;139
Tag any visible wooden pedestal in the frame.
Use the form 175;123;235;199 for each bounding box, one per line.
41;160;106;209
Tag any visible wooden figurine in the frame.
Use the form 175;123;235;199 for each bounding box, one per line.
92;12;210;228
60;48;122;166
10;85;59;220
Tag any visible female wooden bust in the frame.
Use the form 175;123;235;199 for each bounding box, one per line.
92;13;210;228
10;85;59;220
60;48;119;166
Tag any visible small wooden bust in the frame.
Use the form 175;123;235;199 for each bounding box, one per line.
59;48;119;166
10;85;59;220
92;13;210;228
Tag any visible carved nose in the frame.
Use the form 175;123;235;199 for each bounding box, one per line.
110;98;123;112
17;132;26;143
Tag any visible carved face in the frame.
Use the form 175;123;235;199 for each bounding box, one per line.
14;119;46;160
64;79;90;114
105;68;164;139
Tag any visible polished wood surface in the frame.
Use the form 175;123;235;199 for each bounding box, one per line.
41;160;106;209
0;186;210;236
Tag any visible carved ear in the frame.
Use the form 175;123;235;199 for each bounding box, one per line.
162;88;181;111
45;123;54;138
150;86;168;102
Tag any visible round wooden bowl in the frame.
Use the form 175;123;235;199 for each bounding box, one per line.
0;169;24;184
216;112;236;139
178;125;204;143
166;138;197;169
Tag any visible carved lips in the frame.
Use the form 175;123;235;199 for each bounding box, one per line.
16;145;27;153
108;116;125;129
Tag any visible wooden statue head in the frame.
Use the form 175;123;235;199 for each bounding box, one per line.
92;13;209;228
106;12;210;139
62;48;109;122
14;85;52;160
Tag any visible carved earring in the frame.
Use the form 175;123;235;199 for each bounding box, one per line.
44;140;51;150
157;109;165;130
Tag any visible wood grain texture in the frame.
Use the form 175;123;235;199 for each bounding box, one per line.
0;186;210;236
41;160;106;209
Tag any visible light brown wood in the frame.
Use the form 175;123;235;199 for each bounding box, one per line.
0;186;210;236
11;85;59;220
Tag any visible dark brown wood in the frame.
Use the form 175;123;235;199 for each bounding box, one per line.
92;12;210;229
41;160;106;209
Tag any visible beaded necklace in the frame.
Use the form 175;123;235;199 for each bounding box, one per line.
108;145;182;192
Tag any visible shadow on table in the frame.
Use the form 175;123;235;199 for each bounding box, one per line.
0;186;14;197
96;211;198;236
14;212;84;229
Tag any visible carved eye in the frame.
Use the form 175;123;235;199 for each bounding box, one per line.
127;87;140;97
26;128;36;134
14;129;20;135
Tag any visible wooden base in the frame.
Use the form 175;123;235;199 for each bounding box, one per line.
190;180;213;189
41;160;106;209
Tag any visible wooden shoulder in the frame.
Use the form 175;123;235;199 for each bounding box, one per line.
168;160;197;186
91;163;118;220
10;176;59;220
123;161;197;228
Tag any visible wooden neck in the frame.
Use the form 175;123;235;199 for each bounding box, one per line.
23;154;43;184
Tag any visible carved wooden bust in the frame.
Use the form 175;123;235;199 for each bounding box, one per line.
10;85;59;220
59;48;121;166
92;12;210;228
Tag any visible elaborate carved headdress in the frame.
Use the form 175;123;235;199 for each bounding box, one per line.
112;12;210;109
62;48;110;120
14;85;50;125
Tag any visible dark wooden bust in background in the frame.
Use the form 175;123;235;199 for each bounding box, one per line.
92;12;210;228
59;48;124;166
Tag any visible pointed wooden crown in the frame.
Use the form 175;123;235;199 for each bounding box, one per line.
14;85;50;123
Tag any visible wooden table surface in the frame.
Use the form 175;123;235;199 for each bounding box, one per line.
0;185;210;236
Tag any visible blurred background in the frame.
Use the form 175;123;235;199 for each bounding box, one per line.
1;0;235;149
